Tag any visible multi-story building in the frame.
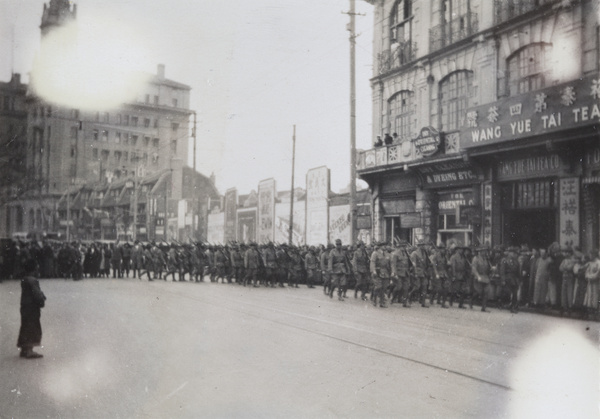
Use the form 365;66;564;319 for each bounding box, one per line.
359;0;599;251
0;73;28;232
1;0;198;239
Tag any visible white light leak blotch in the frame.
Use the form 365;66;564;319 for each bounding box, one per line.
551;36;580;82
30;16;151;111
509;325;599;418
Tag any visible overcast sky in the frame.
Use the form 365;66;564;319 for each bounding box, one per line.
0;0;375;195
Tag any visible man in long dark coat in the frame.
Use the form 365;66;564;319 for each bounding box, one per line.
17;258;46;358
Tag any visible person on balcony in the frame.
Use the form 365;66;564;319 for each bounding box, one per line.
374;136;383;147
384;133;393;145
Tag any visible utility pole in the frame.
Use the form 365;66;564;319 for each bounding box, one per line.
344;0;362;245
288;125;296;246
191;111;197;241
132;166;138;241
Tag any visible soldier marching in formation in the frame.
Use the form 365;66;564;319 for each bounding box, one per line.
1;237;599;319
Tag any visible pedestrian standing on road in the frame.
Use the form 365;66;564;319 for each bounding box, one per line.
501;247;521;313
352;242;371;300
449;246;469;308
17;258;46;359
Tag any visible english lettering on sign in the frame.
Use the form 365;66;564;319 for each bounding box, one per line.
572;104;600;122
470;126;502;143
510;119;532;135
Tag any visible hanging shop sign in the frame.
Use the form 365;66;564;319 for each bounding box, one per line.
418;161;482;188
559;177;580;247
257;178;276;243
460;73;600;149
224;188;238;243
496;153;565;181
413;126;440;158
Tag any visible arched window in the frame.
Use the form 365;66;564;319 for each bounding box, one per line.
389;0;414;67
439;70;474;132
388;90;415;141
507;43;552;96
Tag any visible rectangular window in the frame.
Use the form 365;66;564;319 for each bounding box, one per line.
101;150;109;162
144;136;150;147
115;151;122;162
115;132;121;143
102;130;108;142
71;147;76;158
93;130;99;141
131;116;138;127
92;148;98;159
70;126;78;139
152;138;159;148
131;135;138;146
154;95;159;105
124;115;129;126
123;151;128;161
153;118;158;128
171;122;179;131
123;133;129;145
144;118;150;128
172;98;178;107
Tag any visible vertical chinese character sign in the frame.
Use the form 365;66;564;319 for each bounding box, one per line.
559;178;580;247
224;188;237;243
483;183;493;246
305;166;330;245
258;178;276;243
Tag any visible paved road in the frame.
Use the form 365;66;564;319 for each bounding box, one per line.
1;277;598;418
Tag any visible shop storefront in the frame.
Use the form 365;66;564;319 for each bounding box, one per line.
495;152;565;248
415;160;483;247
459;73;600;251
378;173;418;244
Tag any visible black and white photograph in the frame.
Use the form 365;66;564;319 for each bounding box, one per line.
0;0;599;417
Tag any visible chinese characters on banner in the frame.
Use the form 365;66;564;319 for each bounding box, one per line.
483;183;492;246
306;167;330;245
258;178;276;243
224;188;237;243
559;178;580;247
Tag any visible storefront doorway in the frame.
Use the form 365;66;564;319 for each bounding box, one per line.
503;209;556;249
384;216;412;245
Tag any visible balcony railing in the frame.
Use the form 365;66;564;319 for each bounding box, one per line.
429;12;479;52
377;41;418;74
494;0;559;24
356;133;461;172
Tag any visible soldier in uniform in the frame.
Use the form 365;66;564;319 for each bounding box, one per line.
230;244;244;284
243;242;261;287
304;246;318;288
164;244;180;282
430;243;450;308
275;244;290;287
288;246;303;288
352;242;370;300
501;246;521;313
214;245;228;283
471;245;492;312
262;242;278;287
391;241;412;307
320;244;333;295
370;242;391;307
138;244;155;281
449;246;469;308
410;241;431;307
328;239;349;300
151;243;166;280
130;241;143;279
